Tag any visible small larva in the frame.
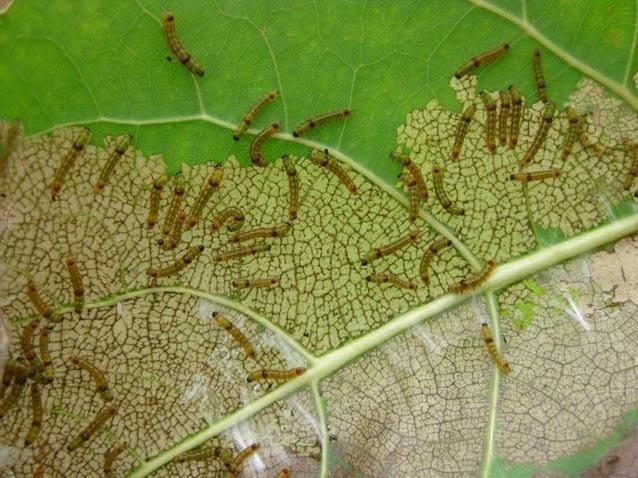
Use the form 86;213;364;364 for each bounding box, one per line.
479;91;497;154
622;138;638;191
481;323;511;373
309;149;358;194
38;326;54;383
0;121;22;176
454;42;510;79
147;244;205;278
104;443;127;477
20;320;38;362
276;467;292;478
24;383;43;446
390;152;428;200
25;280;61;324
0;379;25;418
509;169;561;182
230;222;291;243
93;135;133;195
162;175;186;236
292;108;352;138
67;405;117;451
70;356;112;402
419;237;452;285
50;127;91;200
561;107;580;161
518;101;556;167
498;90;511;146
232;276;279;289
365;273;417;290
185;163;224;229
65;254;85;313
230;443;261;474
449;104;476;161
210;207;245;233
401;172;419;222
508;85;523;148
432;162;465;216
361;229;421;266
532;48;548;103
175;445;234;465
213;243;271;263
233;90;278;141
147;175;168;229
250;123;279;167
213;312;256;358
246;368;305;383
448;259;496;294
161;209;185;250
282;155;300;220
162;12;205;77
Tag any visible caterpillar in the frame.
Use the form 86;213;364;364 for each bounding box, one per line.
481;323;511;373
361;229;421;266
147;175;168;229
0;121;22;176
67;405;117;451
65;254;85;313
508;85;523;148
532;48;548;103
518;101;556;167
147;245;205;278
160;209;185;250
233;90;278;141
162;175;186;236
175;445;234;466
210;207;245;233
246;368;305;383
20;320;38;362
622;138;638;191
577;114;612;156
401;172;419;222
250;123;279;167
230;443;261;473
232;276;279;289
38;326;54;383
93;134;133;195
454;42;510;78
432;162;465;216
561;107;580;160
230;222;291;243
104;443;127;477
480;91;497;154
24;383;43;446
498;90;511;146
212;312;256;358
50;127;91;200
366;273;417;290
276;468;292;478
213;243;270;263
69;356;112;402
0;379;25;418
448;259;496;294
292;108;351;137
25;280;61;324
509;169;561;182
390;152;428;200
185;163;224;229
419;237;453;285
309;149;358;194
449;104;476;161
162;12;205;77
282;155;300;220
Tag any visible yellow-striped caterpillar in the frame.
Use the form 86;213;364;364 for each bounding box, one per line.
232;276;279;289
246;368;305;383
454;42;510;79
69;356;112;402
147;175;168;229
449;104;476;161
366;273;417;290
508;85;523;148
67;405;117;451
160;209;185;250
532;48;548;103
361;229;421;266
93;135;133;195
185;163;224;229
292;108;351;137
481;323;511;373
213;243;270;263
162;175;186;236
147;245;205;278
162;12;205;77
276;468;292;478
175;445;234;465
448;259;496;294
20;320;38;363
509;169;560;182
25;280;61;324
230;222;291;243
50;127;91;200
518;102;556;167
230;443;261;474
622;138;638;191
498;90;511;146
282;155;300;220
212;312;256;358
210;207;245;233
309;149;358;194
390;152;428;200
419;237;452;285
480;91;497;154
432;162;464;216
104;443;127;477
24;383;43;446
38;325;54;383
561;107;580;160
65;254;85;313
250;123;279;167
234;90;278;141
400;172;419;222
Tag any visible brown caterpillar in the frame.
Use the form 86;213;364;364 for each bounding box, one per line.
361;229;421;266
390;152;428;200
510;169;561;182
147;245;205;278
232;276;279;289
246;368;305;383
292;108;351;137
0;379;25;418
147;175;168;229
213;312;256;358
0;121;22;176
25;280;61;324
498;90;511;146
65;254;85;313
481;323;511;373
508;85;523;148
448;259;496;294
309;149;358;194
104;443;127;477
432;162;464;216
250;123;279;167
210;207;245;233
230;222;291;243
365;273;417;290
50;127;91;200
213;243;270;263
276;468;292;478
38;326;54;383
230;443;261;473
449;104;476;161
532;48;548;103
162;12;205;77
160;209;185;250
419;237;452;285
162;175;186;236
622;138;638;191
480;91;497;154
20;320;38;362
70;356;112;402
175;445;234;465
233;90;278;141
561;107;580;160
24;383;43;446
454;42;510;78
67;405;117;451
185;163;224;229
93;135;133;195
518;102;556;167
282;155;300;220
401;172;419;222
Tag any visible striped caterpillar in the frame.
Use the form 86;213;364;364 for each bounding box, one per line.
69;356;112;402
282;155;300;220
454;42;510;78
210;207;245;233
390;151;428;200
448;259;496;294
419;237;452;285
432;162;464;216
230;222;291;243
622;138;638;191
25;280;61;324
365;273;417;290
400;172;419;222
185;163;224;229
232;277;279;289
20;320;38;363
39;325;54;383
65;254;85;313
213;312;256;358
50;127;91;200
518;102;556;167
234;90;278;141
175;445;234;466
498;90;511;146
213;243;270;263
509;169;561;182
67;405;117;451
147;175;168;229
449;104;476;161
508;85;523;148
162;175;186;236
480;91;497;154
561;107;580;160
246;368;305;383
93;135;133;195
24;383;43;446
292;108;351;137
147;245;204;278
361;229;421;266
159;209;185;250
250;123;279;167
104;443;127;477
481;323;511;373
532;48;548;103
162;12;205;77
309;149;358;194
